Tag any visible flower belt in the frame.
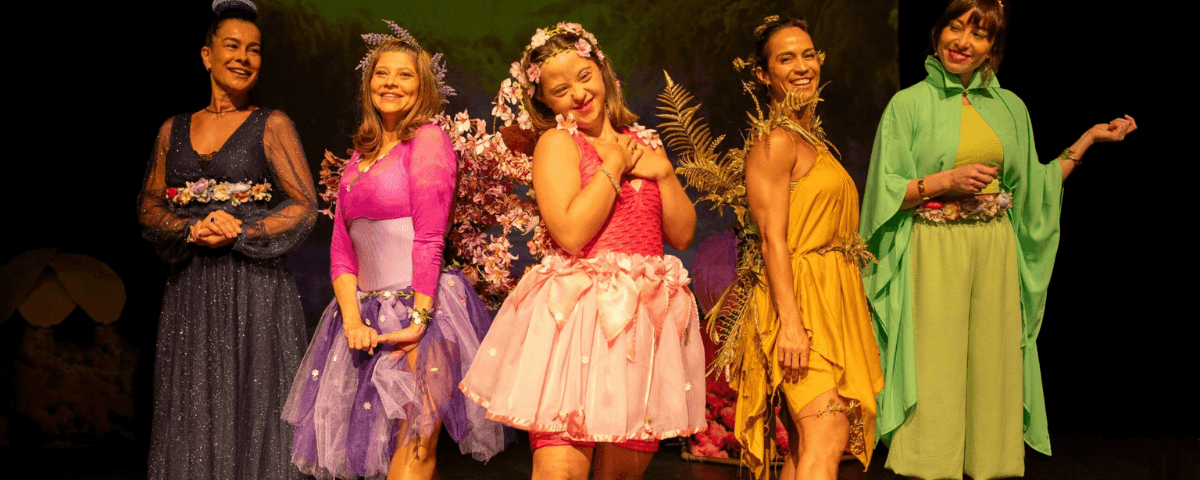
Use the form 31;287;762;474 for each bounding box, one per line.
358;289;414;301
915;192;1012;223
166;178;272;206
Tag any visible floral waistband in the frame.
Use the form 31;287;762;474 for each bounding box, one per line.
167;178;272;206
358;289;414;301
915;192;1012;223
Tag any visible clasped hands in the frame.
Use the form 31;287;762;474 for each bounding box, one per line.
589;134;673;181
188;210;242;247
343;316;427;357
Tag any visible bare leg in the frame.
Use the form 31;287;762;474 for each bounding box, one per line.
790;388;850;480
386;342;442;479
532;444;593;480
778;402;804;480
387;426;441;480
592;443;654;480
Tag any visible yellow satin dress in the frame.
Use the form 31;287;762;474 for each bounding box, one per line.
733;145;885;476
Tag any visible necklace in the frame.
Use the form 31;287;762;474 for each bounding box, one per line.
206;106;243;114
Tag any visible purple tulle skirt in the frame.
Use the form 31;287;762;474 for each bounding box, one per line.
282;269;509;480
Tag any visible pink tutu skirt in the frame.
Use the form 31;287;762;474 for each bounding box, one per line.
460;251;707;443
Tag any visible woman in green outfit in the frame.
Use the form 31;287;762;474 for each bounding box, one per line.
859;0;1136;478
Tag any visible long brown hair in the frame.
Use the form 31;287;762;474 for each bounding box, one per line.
353;39;444;160
519;30;637;134
931;0;1009;80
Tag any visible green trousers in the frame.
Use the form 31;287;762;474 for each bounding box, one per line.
885;216;1024;480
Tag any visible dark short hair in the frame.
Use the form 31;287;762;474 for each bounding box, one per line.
205;2;258;48
753;16;810;72
930;0;1008;77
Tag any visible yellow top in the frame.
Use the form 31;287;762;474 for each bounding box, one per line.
733;146;884;476
956;104;1004;194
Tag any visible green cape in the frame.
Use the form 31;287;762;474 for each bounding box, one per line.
859;56;1063;455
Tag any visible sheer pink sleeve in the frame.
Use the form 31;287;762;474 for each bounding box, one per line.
138;117;196;264
409;125;457;297
330;152;360;282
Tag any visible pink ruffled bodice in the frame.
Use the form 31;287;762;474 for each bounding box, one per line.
566;131;663;258
329;124;457;297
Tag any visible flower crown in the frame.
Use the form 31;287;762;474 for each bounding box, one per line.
357;20;456;103
512;22;605;90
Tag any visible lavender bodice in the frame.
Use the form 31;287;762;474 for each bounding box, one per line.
330;124;457;297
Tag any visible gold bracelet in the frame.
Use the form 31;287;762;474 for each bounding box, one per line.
595;165;622;194
1058;148;1081;165
917;178;930;201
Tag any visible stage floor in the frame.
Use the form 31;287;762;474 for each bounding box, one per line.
13;434;1197;479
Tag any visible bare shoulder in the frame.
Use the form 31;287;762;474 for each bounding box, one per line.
533;129;581;165
748;128;802;167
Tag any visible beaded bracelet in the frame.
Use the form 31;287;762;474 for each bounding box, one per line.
595;165;622;194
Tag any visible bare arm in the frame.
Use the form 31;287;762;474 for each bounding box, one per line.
1058;115;1138;181
745;129;812;383
532;129;638;254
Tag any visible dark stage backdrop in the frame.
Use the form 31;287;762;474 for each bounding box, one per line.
4;0;1187;462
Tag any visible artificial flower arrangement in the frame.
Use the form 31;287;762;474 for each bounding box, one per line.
915;191;1012;222
166;178;272;206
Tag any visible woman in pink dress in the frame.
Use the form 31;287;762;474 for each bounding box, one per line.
283;31;506;480
460;23;706;479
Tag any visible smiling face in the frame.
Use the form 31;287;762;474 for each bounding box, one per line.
369;51;421;127
201;19;261;95
756;26;820;105
936;9;995;84
535;52;607;134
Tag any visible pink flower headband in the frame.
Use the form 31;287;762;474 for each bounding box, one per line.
357;20;455;103
512;22;605;90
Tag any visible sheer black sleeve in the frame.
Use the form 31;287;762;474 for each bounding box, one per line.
138;117;196;264
232;110;318;258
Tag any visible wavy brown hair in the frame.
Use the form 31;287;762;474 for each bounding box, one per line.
520;30;637;134
353;39;444;160
931;0;1008;81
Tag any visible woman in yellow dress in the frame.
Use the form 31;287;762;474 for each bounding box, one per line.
734;16;884;480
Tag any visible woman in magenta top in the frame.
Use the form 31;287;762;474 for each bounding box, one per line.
283;34;505;480
460;23;705;479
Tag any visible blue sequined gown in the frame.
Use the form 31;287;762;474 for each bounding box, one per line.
138;108;316;480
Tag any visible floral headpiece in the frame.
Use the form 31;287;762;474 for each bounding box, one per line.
734;15;825;74
512;22;605;90
357;20;455;103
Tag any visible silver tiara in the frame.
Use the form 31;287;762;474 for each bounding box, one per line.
357;20;455;103
212;0;256;15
